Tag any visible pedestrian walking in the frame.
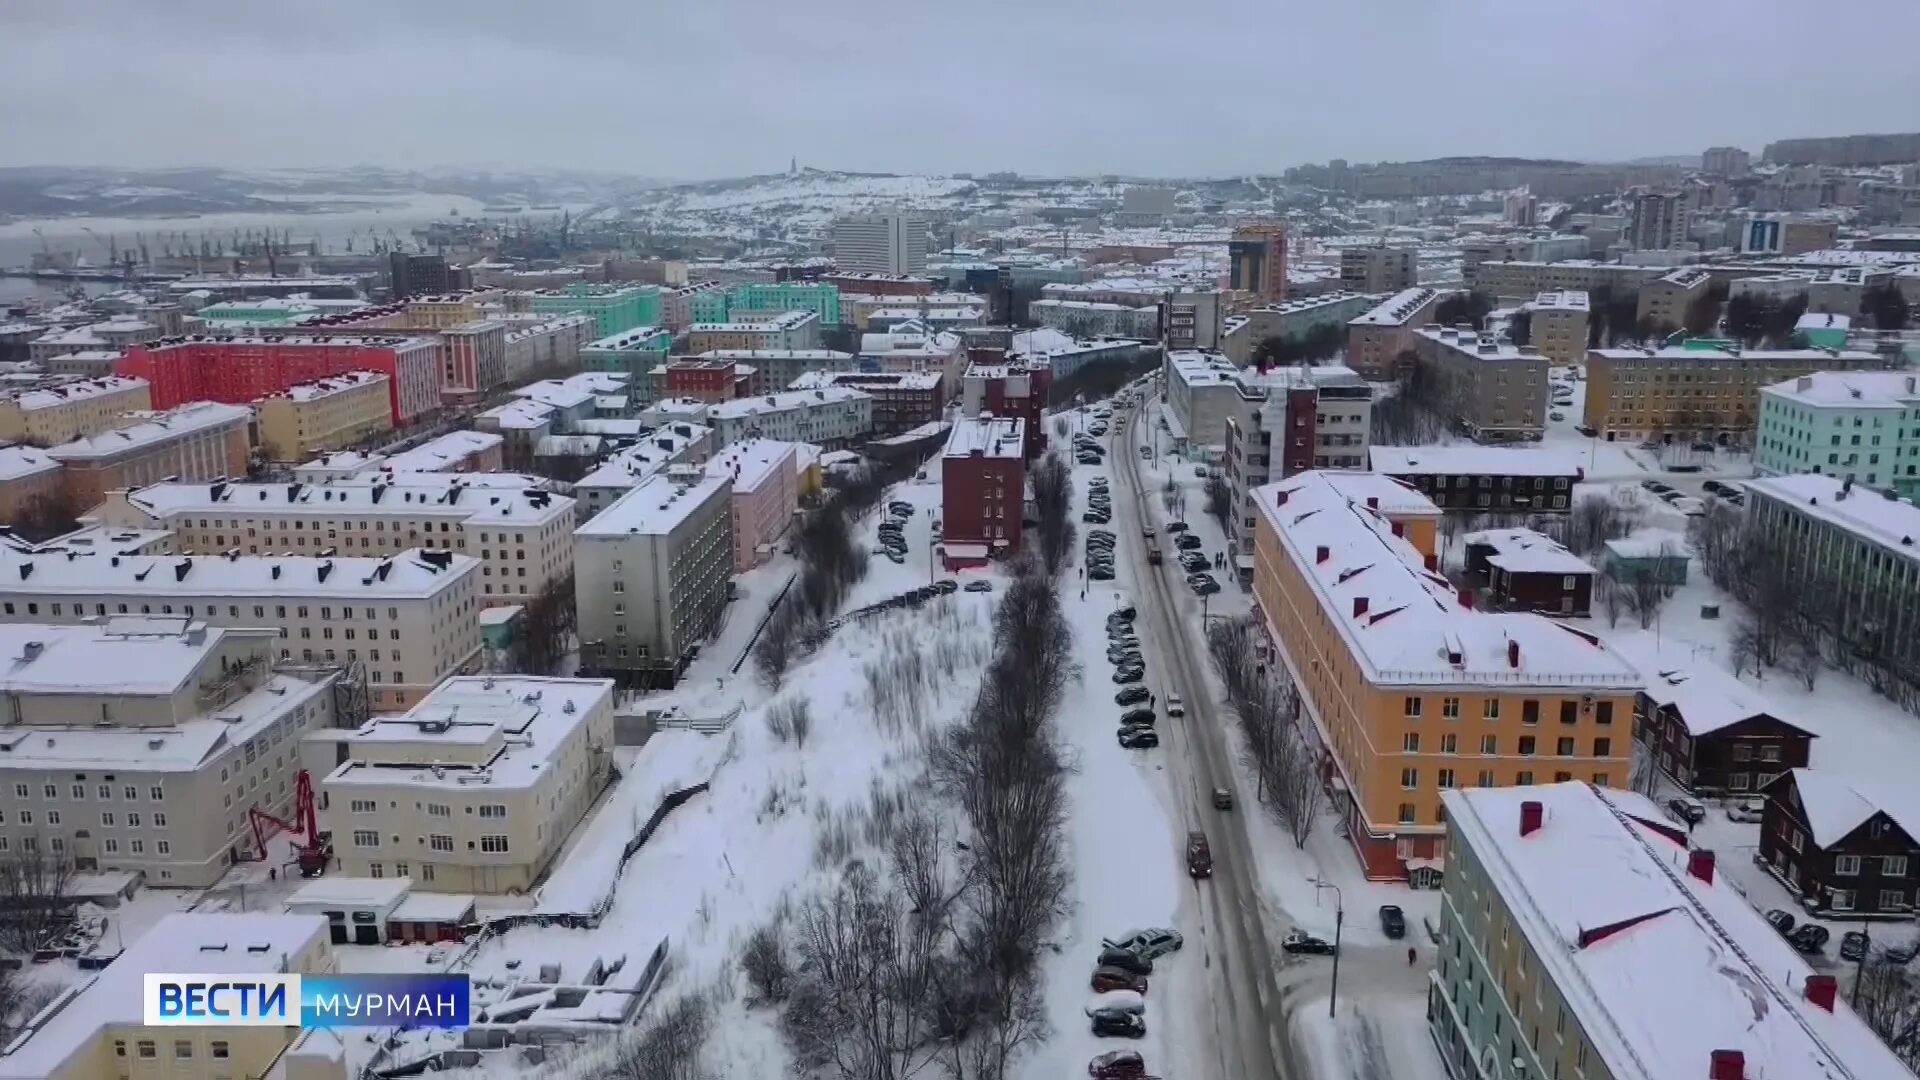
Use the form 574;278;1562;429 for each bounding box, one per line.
1407;946;1417;966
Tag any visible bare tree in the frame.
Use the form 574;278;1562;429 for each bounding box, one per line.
1625;571;1665;630
742;921;793;1004
1206;617;1321;847
1596;571;1626;628
1549;495;1641;557
600;993;714;1080
1028;452;1076;578
0;848;77;954
516;574;578;677
1854;954;1920;1069
1203;474;1233;533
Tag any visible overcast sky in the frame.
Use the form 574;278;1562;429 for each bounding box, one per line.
5;0;1920;179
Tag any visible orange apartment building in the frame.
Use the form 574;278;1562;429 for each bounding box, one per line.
1249;470;1642;884
45;401;252;510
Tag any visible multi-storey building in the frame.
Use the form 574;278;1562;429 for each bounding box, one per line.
1369;445;1583;513
116;334;443;426
1637;266;1711;331
842;291;985;332
1222;365;1374;574
660;281;727;332
1432;781;1908;1080
0;618;339;886
1702;144;1752;176
0;444;60;523
319;675;614;893
832;212;930;276
1411;327;1550;439
1347;288;1442;378
525;283;661;337
960;363;1050;460
29;320;163;364
651;358;758;405
254;371;393;461
1250;472;1639;879
1616;637;1814;796
1755;371;1920;495
572;422;714;522
1229;223;1288;302
441;319;509;399
1466;260;1665;302
1524;291;1590;364
98;478;573;603
502;314;593;383
705;439;799;570
1026;299;1160;339
859;322;967;387
941;418;1026;565
1760;769;1920;919
699;349;855;393
47;401;252;509
575;472;734;685
0;912;337;1080
823;272;932;298
0;375;151;445
579;326;672;385
1236;292;1380;357
728;281;843;325
0;540;480;709
1585;342;1883;442
1458;236;1593;280
390;251;457;300
1339;244;1418;293
705;386;873;448
1627;187;1695;250
687;310;821;353
788;370;943;435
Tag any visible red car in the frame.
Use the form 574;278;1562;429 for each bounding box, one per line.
1089;965;1149;994
1089;1050;1147;1080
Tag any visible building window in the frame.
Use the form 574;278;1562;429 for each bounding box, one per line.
1437;769;1455;789
353;830;380;848
1732;745;1753;762
1482;698;1500;720
1403;696;1422;718
430;834;454;853
1481;734;1497;755
138;1040;157;1059
1518;737;1536;756
1477;769;1495;787
1836;855;1863;877
212;1041;229;1059
480;835;509;853
1594;738;1612;758
1441;697;1460;719
1880;889;1908;910
1886;856;1909;878
1398;803;1416;824
1556;737;1575;756
1403;733;1420;752
1559;701;1578;725
1400;768;1418;789
479;804;508;819
1595;701;1613;725
1831;889;1856;912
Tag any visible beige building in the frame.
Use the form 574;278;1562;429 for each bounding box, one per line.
0;540;481;709
1525;291;1590;365
1412;327;1550;439
46;401;253;511
576;471;734;685
687;311;821;353
1346;288;1442;378
1584;343;1884;442
0;375;151;445
1636;266;1711;331
255;371;393;461
0;912;338;1080
318;676;615;893
0;619;339;887
0;444;62;523
96;476;574;602
1339;244;1418;293
1467;260;1666;302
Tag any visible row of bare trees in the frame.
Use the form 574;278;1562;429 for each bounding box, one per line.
1206;616;1322;847
1028;451;1076;577
1372;355;1465;446
754;497;868;684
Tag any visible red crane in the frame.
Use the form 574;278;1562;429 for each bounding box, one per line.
247;771;334;877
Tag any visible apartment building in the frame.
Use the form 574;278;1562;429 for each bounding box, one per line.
0;912;338;1080
254;370;393;461
686;310;821;353
1760;769;1920;919
1249;471;1639;880
859;322;968;388
0;619;339;886
1236;292;1380;354
706;386;873;448
47;401;252;510
1637;266;1711;331
1756;371;1920;495
0;541;481;709
0;375;151;445
728;281;843;325
1346;288;1441;378
29;320;163;364
1411;327;1550;440
687;350;849;395
1742;472;1920;684
942;418;1026;564
1162;349;1245;449
525;283;661;338
502;314;594;383
318;676;615;893
1431;782;1908;1080
116;334;443;426
705;439;799;570
1339;244;1418;293
1585;342;1882;442
97;477;574;602
579;325;672;384
1466;260;1665;302
1222;366;1374;573
786;370;939;435
960;363;1051;460
1027;298;1160;339
1369;445;1584;514
441;319;509;398
832;212;930;276
576;472;734;686
843;292;984;332
1524;291;1589;364
0;444;60;522
573;422;715;522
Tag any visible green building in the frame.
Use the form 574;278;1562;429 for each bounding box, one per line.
727;281;842;326
1794;312;1851;350
690;290;732;325
1755;370;1920;496
528;283;661;337
579;326;672;385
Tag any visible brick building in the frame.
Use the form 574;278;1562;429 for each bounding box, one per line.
788;370;944;435
941;418;1027;567
959;362;1050;460
116;334;443;426
46;402;252;509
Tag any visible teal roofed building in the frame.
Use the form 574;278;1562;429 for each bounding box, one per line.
528;283;661;337
728;281;842;326
690;290;731;325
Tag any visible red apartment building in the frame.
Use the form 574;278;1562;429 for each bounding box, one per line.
824;273;933;297
960;360;1050;460
664;358;759;402
791;371;944;435
941;417;1027;568
116;334;443;426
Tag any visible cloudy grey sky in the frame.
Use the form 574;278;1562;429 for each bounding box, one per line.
5;0;1920;178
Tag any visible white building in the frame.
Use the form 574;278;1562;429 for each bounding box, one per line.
319;676;616;893
573;421;715;522
575;472;734;685
705;386;873;449
833;211;930;276
1027;299;1159;339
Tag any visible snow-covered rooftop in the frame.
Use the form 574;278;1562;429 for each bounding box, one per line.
263;369;386;402
1530;290;1590;312
0;374;147;412
1795;311;1852;332
0;616;233;698
696;348;852;363
0;443;58;482
581;326;669;351
705;438;799;494
1591;343;1879;364
576;424;713;491
1781;768;1920;848
327;676;613;791
45;402;250;460
380;429;504;472
1743;473;1920;561
689;310;817;332
1444;782;1912;1080
943;416;1025;460
577;473;732;537
707;386;869;420
1369;445;1584;478
1610;635;1809;738
125;477;571;526
0;543;475;601
1464;527;1594;576
1762;370;1920;409
1349;287;1439;327
789;369;942;391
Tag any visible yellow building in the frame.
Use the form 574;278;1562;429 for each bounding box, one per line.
1583;343;1882;442
1525;291;1590;365
1635;266;1710;332
0;912;338;1080
255;370;393;460
0;375;151;445
1249;470;1640;883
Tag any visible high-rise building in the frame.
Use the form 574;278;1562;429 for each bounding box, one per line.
1627;187;1695;250
1339;244;1418;292
1229;223;1288;302
389;252;455;300
1702;145;1751;177
832;212;930;276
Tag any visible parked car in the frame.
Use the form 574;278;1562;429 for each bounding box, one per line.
1884;941;1919;964
1765;909;1796;935
1118;726;1159;749
1115;686;1150;706
964;580;993;593
1550;411;1566;422
932;579;959;595
1102;928;1184;960
1089;967;1149;995
1702;480;1728;494
1097;946;1153;975
1642;480;1672;493
1790;924;1831;954
1187;831;1212;878
1281;931;1337;955
1090;1010;1146;1039
1165;522;1188;534
1379;905;1407;939
1842;931;1870;962
1667;797;1707;825
1119;708;1156;727
1727;796;1766;822
1212;787;1234;810
1189;576;1220;595
1090;566;1115;580
1112;665;1145;684
1180;553;1210;573
1165;693;1184;718
1089;1051;1147;1080
1175;534;1202;550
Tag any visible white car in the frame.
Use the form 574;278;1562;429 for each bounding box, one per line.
1727;796;1767;822
1166;693;1185;718
1102;928;1184;959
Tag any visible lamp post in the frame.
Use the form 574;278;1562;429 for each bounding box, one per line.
1311;877;1345;1017
1852;919;1871;1010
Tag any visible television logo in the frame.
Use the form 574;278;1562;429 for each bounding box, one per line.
145;974;470;1028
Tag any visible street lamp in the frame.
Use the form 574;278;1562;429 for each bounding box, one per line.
1311;877;1345;1018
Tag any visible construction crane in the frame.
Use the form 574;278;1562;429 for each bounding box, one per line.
247;770;333;876
81;227;115;264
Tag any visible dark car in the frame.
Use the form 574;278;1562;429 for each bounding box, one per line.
1789;924;1830;954
1089;966;1149;994
1097;946;1153;975
1281;931;1337;955
1090;566;1115;580
1118;726;1159;749
1702;480;1728;494
1179;554;1210;572
1119;708;1156;727
1091;1010;1146;1039
1088;1050;1146;1080
1115;686;1149;706
1379;905;1407;939
1165;522;1188;534
1884;941;1919;964
1112;663;1145;683
1212;787;1233;810
1667;797;1707;825
1186;831;1212;878
964;580;993;593
1842;931;1870;962
1765;909;1796;935
1190;577;1220;596
1175;534;1202;550
932;579;958;595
